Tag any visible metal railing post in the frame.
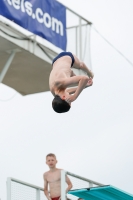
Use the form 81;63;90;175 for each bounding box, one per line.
89;182;93;188
7;178;11;200
79;17;82;60
61;170;66;200
76;27;78;56
0;51;16;83
36;189;40;200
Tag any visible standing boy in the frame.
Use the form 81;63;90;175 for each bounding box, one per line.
43;153;72;200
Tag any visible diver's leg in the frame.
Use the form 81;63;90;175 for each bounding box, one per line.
73;54;94;78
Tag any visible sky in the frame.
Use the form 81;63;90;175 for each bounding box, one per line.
0;0;133;199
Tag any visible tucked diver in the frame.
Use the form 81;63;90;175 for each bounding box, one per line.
49;52;94;113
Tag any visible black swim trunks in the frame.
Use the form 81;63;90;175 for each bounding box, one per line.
52;52;75;67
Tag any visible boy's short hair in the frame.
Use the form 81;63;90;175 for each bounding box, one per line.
46;153;56;159
52;95;70;113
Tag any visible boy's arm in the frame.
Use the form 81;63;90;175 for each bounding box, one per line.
66;176;73;193
43;173;51;200
66;78;93;94
66;87;77;94
58;75;90;102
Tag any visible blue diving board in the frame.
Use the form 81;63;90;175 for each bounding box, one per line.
68;185;133;200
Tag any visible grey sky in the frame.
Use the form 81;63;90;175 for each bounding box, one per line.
0;0;133;199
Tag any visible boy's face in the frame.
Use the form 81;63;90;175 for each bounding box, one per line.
61;91;71;105
46;156;57;168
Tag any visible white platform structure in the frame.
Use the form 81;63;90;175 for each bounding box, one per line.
61;170;104;200
0;4;92;95
7;171;133;200
6;171;103;200
6;177;45;200
0;15;61;95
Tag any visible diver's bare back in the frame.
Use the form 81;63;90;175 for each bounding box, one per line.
49;56;73;95
45;169;61;198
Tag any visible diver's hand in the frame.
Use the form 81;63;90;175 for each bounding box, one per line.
86;77;93;87
65;94;75;103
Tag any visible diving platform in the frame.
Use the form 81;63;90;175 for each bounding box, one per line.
0;15;60;95
68;186;133;200
6;171;133;200
0;0;92;96
61;171;133;200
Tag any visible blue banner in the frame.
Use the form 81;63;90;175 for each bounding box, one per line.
0;0;67;50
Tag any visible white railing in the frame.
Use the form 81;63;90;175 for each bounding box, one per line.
65;5;92;62
66;8;92;68
61;170;104;200
6;177;46;200
7;171;104;200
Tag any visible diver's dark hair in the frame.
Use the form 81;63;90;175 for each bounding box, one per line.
52;95;70;113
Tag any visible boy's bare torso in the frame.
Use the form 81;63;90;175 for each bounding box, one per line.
44;169;62;198
49;56;73;95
